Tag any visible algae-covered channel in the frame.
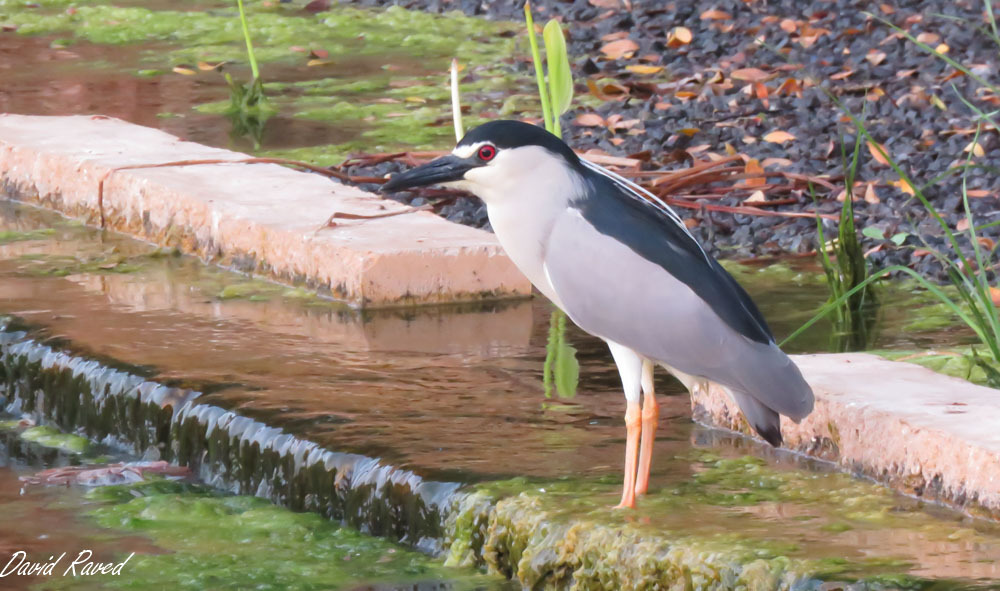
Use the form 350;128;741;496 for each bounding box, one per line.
0;0;534;163
1;199;999;589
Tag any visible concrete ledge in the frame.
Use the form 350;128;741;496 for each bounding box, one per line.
692;353;1000;518
0;114;530;307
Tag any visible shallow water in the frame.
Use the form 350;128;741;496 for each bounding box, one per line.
0;0;528;162
0;199;997;587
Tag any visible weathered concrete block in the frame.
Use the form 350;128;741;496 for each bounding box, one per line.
692;353;1000;517
0;114;530;307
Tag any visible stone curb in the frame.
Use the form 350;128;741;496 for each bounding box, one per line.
0;114;530;307
692;353;1000;519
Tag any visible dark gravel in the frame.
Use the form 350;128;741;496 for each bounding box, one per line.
343;0;1000;281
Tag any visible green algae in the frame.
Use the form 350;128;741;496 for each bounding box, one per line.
4;0;528;161
46;480;500;591
875;347;1000;386
19;425;92;454
445;451;1000;588
0;227;56;243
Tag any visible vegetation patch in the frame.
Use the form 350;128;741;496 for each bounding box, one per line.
42;480;499;591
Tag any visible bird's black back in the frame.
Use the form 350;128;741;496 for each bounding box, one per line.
573;169;775;345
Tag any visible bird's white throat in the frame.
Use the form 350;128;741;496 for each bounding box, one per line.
451;145;583;306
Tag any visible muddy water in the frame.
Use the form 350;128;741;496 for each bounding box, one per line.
0;32;370;153
1;199;998;586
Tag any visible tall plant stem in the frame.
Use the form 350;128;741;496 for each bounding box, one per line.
524;1;554;133
236;0;260;81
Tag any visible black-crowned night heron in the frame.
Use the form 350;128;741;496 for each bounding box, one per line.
382;120;814;508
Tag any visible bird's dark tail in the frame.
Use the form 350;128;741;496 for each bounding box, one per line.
730;390;783;447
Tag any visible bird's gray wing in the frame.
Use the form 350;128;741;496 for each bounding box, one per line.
542;209;813;422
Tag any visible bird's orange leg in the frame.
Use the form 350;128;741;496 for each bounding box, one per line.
614;400;641;509
635;361;658;495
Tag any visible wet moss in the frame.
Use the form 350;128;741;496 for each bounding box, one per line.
72;480;495;591
18;425;91;454
444;451;1000;588
0;227;56;243
875;348;1000;386
6;0;528;162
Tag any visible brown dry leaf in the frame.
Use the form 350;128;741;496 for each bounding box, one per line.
866;141;889;165
197;61;225;71
935;43;950;54
864;183;880;204
763;130;796;144
654;101;671;110
683;218;700;229
879;3;894;13
601;38;639;59
687;144;711;154
667;26;693;48
754;82;769;102
590;0;624;9
724;142;737;155
866;87;885;101
892;178;916;195
991;287;1000;307
979;236;996;250
830;69;854;81
916;32;940;44
309;49;330;59
679;127;701;136
780;18;797;33
896;68;917;78
306;59;329;67
601;30;629;41
964;140;985;157
172;66;197;75
574;113;606;127
777;78;801;95
762;157;793;168
865;50;887;65
967;189;991;198
700;9;731;19
610;137;625;146
744;158;766;187
675;90;698;99
626;64;663;75
731;67;774;82
957;218;971;231
745;190;766;203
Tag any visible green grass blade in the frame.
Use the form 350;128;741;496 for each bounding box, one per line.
524;2;554;134
781;265;984;348
235;0;260;81
543;19;573;138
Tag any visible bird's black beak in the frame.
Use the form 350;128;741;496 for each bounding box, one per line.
380;154;475;193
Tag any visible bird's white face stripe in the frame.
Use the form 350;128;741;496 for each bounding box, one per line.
452;142;490;159
578;158;708;260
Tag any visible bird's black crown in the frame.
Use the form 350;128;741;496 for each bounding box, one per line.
458;120;580;166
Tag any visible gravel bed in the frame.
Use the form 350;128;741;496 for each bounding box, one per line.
346;0;1000;280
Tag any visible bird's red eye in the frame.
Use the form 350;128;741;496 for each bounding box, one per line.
477;145;496;161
